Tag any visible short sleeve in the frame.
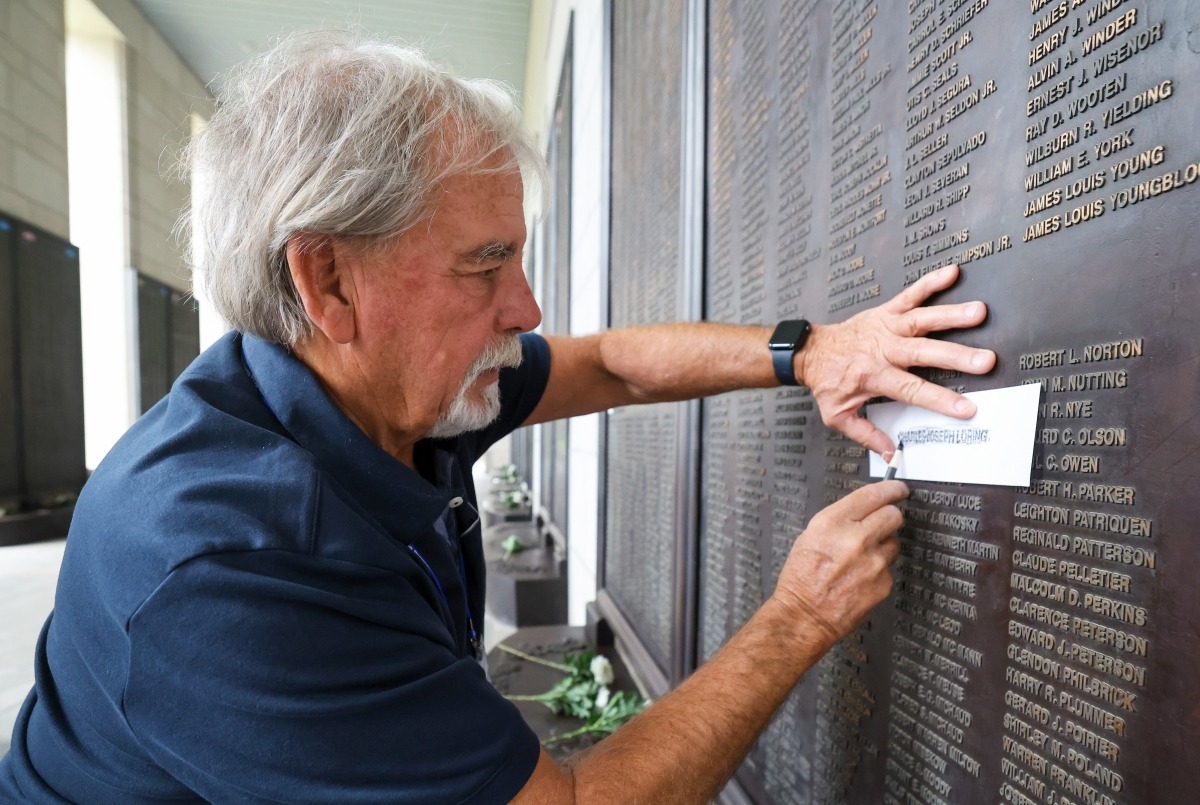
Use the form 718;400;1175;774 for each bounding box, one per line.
123;550;540;803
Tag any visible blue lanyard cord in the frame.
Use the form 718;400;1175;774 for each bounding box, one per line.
456;551;479;649
406;543;479;654
455;502;482;650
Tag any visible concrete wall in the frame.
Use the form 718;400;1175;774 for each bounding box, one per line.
0;0;71;238
0;0;211;287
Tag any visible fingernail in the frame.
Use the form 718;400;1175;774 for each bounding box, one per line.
964;303;979;318
971;351;989;368
955;399;972;414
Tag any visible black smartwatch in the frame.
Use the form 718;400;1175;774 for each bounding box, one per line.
768;319;811;386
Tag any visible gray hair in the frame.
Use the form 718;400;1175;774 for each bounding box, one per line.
180;29;544;345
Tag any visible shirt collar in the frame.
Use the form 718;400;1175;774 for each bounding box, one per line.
239;333;455;540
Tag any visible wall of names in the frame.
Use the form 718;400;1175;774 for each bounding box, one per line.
693;1;1199;802
601;0;1197;800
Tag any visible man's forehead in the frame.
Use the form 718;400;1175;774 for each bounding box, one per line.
410;167;526;259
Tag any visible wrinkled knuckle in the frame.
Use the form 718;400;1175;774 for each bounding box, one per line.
910;339;934;366
898;375;925;402
898;312;922;338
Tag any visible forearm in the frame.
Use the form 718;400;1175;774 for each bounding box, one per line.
565;596;832;803
526;322;782;426
595;322;778;403
514;482;906;803
530;266;995;456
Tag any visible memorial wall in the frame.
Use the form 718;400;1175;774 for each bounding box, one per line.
0;214;86;511
604;0;694;688
602;0;1199;802
135;273;201;415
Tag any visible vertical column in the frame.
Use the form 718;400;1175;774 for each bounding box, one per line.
882;2;1010;802
700;1;826;799
603;0;688;691
812;1;895;799
1000;4;1198;802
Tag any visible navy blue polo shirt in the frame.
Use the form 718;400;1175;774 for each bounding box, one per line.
0;331;550;804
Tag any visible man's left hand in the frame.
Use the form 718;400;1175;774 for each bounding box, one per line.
797;263;995;458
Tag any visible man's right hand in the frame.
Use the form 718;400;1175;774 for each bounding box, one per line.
770;481;907;651
513;480;908;804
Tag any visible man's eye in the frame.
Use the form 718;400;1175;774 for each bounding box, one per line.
478;266;502;279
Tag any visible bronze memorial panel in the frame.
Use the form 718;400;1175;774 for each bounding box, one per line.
605;0;690;684
698;1;1200;802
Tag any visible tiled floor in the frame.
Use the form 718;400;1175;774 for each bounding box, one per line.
0;538;65;757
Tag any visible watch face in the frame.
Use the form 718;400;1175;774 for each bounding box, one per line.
769;320;809;349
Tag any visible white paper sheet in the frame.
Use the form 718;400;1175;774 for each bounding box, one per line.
865;383;1042;486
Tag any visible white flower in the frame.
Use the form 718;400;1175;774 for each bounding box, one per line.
594;685;611;710
590;655;614;685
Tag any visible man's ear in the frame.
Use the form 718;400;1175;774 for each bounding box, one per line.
286;234;356;344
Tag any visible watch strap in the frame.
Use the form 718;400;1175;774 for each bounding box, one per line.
769;319;811;386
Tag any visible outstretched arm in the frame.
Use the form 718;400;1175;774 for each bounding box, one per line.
523;263;995;456
510;480;908;804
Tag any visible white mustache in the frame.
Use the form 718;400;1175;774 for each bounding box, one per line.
425;336;521;440
465;336;523;380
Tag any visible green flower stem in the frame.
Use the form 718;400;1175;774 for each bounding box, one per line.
543;724;596;745
497;643;574;673
543;695;640;744
505;693;558;703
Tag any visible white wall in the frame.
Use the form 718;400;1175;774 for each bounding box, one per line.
63;0;211;465
66;3;136;470
523;0;609;626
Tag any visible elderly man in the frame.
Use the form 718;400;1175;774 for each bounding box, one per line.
0;31;995;804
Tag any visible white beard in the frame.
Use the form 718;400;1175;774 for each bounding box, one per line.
426;336;524;439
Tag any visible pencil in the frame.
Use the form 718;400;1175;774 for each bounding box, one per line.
884;440;904;480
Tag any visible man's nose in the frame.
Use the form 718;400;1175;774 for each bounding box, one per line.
501;265;542;333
